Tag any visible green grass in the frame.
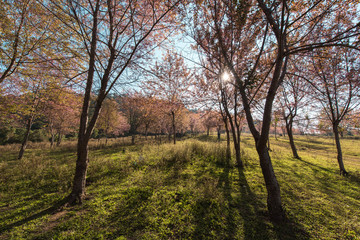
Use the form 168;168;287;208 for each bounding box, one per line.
0;135;359;239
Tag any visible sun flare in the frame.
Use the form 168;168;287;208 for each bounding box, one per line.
221;71;231;82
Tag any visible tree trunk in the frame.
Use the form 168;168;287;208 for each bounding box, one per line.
333;123;348;175
281;127;286;136
225;128;231;162
18;116;33;160
49;122;55;148
207;127;210;136
68;138;89;204
56;132;62;146
257;145;285;222
234;142;242;167
131;135;135;145
229;126;243;168
285;118;300;159
171;111;176;145
50;134;55;148
217;128;221;141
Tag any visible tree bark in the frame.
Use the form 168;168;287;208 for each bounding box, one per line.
69;137;90;204
225;130;231;161
234;141;242;167
131;135;135;145
285;117;300;159
171;111;176;145
50;134;55;148
18;116;33;160
257;145;285;222
223;118;231;162
333;123;348;175
49;122;55;148
56;132;62;146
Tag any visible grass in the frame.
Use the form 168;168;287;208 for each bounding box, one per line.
0;134;359;239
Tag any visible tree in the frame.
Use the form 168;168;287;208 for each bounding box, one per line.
0;0;78;85
48;0;181;204
43;86;81;147
188;111;204;136
136;95;163;139
307;47;360;175
0;0;42;83
143;50;193;144
119;93;145;144
278;68;310;159
96;98;129;144
189;0;360;222
202;110;219;136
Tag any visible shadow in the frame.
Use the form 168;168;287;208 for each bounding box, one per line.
216;162;237;239
293;138;334;151
237;166;310;240
215;161;310;240
297;158;335;173
106;187;152;239
0;197;68;234
235;167;272;240
294;138;334;146
348;172;360;185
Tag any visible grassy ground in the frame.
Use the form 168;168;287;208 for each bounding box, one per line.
0;134;359;239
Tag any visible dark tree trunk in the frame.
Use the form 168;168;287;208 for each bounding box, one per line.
56;132;62;146
131;135;135;145
221;93;243;168
171;111;176;145
234;142;242;167
229;122;243;168
225;129;231;161
18;116;33;160
223;119;231;162
207;127;210;136
49;122;55;148
69;138;89;204
333;123;348;175
50;134;55;148
217;128;221;141
257;145;285;222
285;117;300;159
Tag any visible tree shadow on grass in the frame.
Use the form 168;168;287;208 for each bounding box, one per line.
297;158;335;174
0;197;68;235
106;187;152;239
215;161;310;240
348;172;360;185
